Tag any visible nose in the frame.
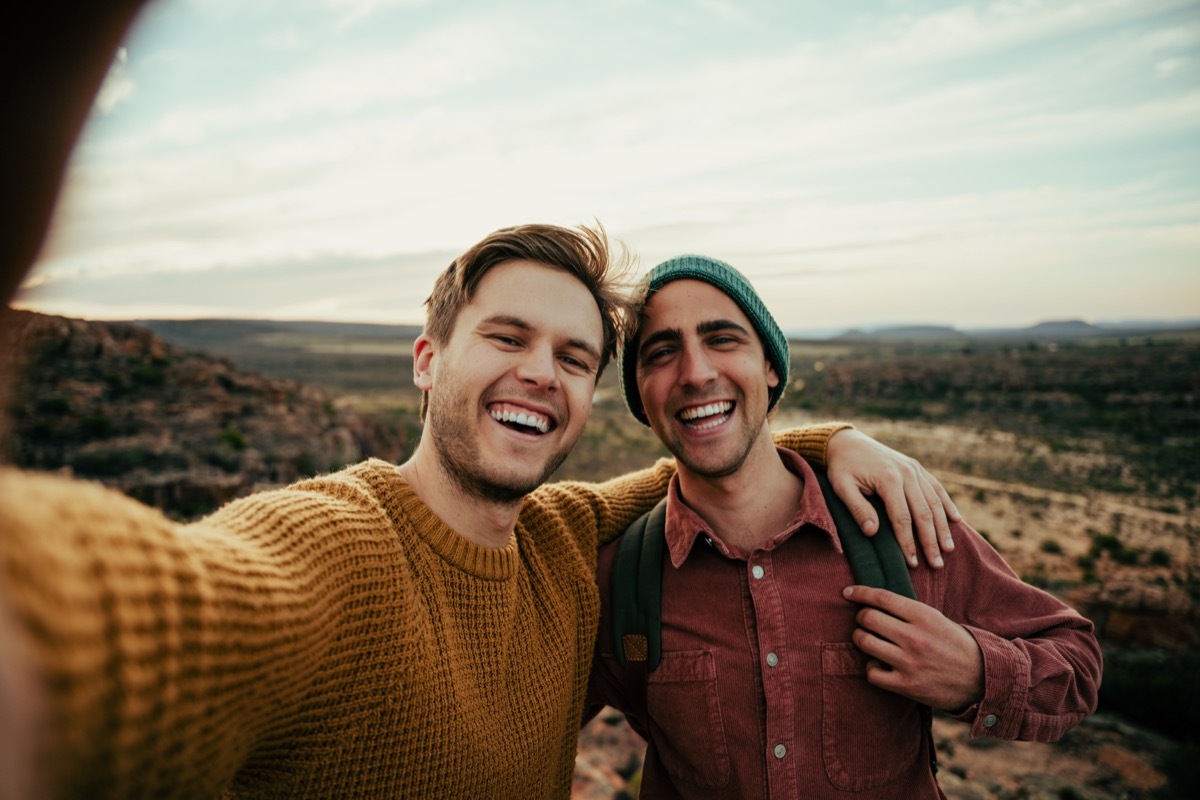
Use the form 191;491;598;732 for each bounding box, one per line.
678;342;717;388
515;342;559;389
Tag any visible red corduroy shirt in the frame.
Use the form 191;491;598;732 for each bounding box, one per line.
586;449;1101;799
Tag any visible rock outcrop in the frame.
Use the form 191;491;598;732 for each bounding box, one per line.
2;311;410;519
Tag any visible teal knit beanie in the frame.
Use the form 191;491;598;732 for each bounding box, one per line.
619;254;790;426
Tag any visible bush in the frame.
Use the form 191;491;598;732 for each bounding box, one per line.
1089;533;1122;557
1039;538;1062;554
1149;548;1172;567
134;362;166;387
1158;740;1200;798
1111;546;1141;566
1099;648;1200;741
219;428;247;451
70;447;149;477
35;396;71;415
1021;565;1050;589
79;414;113;439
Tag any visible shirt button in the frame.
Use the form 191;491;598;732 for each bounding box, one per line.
766;652;779;668
773;743;787;759
983;714;998;728
751;565;765;580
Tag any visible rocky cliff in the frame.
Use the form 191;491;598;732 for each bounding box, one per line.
2;311;411;519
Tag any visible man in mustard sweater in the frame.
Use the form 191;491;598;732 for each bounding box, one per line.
0;5;961;798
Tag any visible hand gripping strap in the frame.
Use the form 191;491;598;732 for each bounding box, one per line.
813;471;916;600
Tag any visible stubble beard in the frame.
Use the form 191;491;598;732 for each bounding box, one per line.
669;425;756;479
427;386;574;504
660;392;764;480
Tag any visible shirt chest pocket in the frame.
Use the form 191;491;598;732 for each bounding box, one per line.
646;650;731;789
820;642;926;791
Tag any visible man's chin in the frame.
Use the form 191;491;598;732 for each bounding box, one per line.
673;444;746;480
460;454;571;504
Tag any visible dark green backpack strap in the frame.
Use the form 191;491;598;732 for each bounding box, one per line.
611;497;668;670
814;470;933;772
813;470;917;600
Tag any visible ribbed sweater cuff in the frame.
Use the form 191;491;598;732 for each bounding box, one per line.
773;422;853;469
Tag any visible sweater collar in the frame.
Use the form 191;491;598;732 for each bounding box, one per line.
355;459;520;581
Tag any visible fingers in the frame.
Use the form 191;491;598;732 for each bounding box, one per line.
829;475;881;536
853;628;903;670
906;471;947;569
928;475;960;554
863;657;904;692
847;591;931;703
873;477;919;567
822;428;959;567
842;585;922;621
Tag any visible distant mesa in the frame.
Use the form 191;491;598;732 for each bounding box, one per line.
835;325;965;342
808;317;1200;343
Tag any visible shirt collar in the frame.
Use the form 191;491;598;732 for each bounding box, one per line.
664;447;843;568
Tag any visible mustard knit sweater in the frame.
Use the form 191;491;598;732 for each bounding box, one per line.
0;425;842;799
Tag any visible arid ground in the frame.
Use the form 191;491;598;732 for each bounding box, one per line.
5;314;1197;798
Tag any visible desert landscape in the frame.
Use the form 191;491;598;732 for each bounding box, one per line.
3;311;1197;798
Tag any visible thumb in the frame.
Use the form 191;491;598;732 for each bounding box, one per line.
829;477;880;536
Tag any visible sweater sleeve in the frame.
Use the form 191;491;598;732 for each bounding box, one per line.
0;466;407;798
771;422;852;470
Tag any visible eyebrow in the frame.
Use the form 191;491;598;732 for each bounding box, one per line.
637;326;682;358
481;314;603;364
697;319;751;337
639;318;751;358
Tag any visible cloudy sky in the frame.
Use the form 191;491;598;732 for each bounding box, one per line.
16;0;1200;333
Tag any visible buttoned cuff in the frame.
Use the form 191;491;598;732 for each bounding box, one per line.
954;625;1030;739
771;422;853;469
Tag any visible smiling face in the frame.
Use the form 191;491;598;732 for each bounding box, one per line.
415;259;604;503
635;279;780;479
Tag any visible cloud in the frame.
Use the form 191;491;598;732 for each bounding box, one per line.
25;0;1200;330
324;0;432;30
102;12;520;153
94;48;134;113
19;248;453;324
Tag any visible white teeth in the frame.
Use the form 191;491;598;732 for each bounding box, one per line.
679;401;732;421
490;407;551;433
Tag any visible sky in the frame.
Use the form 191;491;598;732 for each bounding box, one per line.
15;0;1200;334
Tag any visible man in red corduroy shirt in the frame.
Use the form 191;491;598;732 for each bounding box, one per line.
586;255;1103;799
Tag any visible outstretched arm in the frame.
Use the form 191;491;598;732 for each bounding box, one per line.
773;427;961;568
0;466;416;797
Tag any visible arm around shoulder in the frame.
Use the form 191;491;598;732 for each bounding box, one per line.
771;422;853;469
529;457;679;548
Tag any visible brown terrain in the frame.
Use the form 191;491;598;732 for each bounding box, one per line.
3;312;1197;798
1;311;409;518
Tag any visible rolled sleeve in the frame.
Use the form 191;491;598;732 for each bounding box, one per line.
936;524;1102;743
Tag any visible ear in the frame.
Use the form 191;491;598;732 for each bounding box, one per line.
413;334;436;391
766;360;781;390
